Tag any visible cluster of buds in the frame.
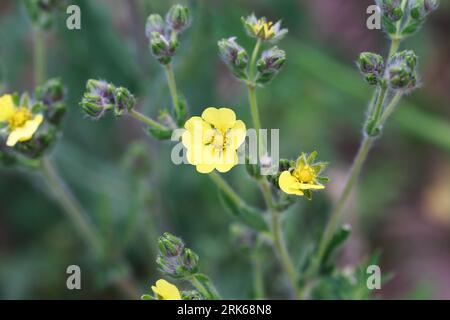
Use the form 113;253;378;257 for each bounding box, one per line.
255;46;286;85
387;50;419;90
156;233;199;279
79;80;136;119
357;52;385;85
146;5;190;65
375;0;439;36
218;14;288;85
23;0;67;29
34;78;67;125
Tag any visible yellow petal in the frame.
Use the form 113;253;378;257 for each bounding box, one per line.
6;114;43;147
202;107;236;132
215;149;238;173
196;163;216;174
183;116;213;147
151;279;181;300
299;183;325;190
279;171;304;196
228;120;246;150
0;94;16;122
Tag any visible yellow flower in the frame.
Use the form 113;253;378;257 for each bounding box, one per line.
0;94;43;147
279;152;328;197
242;14;288;42
151;279;182;300
253;19;276;40
182;107;246;174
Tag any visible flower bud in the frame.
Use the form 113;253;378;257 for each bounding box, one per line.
156;233;200;279
181;248;199;273
181;290;203;300
34;78;67;125
387;50;419;90
166;4;190;33
80;80;115;119
145;14;165;38
150;32;178;65
357;52;385;85
218;37;248;80
158;232;184;257
255;46;286;85
376;0;403;22
410;0;439;19
113;87;136;117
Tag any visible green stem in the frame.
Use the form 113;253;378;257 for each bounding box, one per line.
247;84;264;153
249;39;262;81
33;27;46;86
316;135;374;265
41;157;103;254
378;92;403;126
209;171;245;207
261;180;301;299
314;22;405;273
129;109;168;130
252;240;265;299
164;63;180;119
41;157;140;299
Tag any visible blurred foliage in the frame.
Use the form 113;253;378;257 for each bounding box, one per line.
0;0;449;299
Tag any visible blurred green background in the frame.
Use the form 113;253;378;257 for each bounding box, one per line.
0;0;449;299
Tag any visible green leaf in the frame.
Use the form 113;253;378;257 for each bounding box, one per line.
146;125;173;140
382;16;397;35
217;188;269;232
320;224;351;269
141;294;154;300
176;95;188;127
192;274;221;300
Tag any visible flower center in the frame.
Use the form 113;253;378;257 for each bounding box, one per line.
212;130;226;149
295;165;315;183
9;108;32;130
254;20;275;39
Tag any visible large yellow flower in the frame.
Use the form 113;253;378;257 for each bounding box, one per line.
182;107;246;174
279;152;327;197
151;279;181;300
0;94;43;147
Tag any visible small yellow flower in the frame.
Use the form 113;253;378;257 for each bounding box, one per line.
151;279;182;300
252;19;276;40
182;107;246;174
279;152;328;197
242;14;288;42
0;94;43;147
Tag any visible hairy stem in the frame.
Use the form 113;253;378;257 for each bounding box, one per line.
261;180;301;299
33;27;45;86
164;63;180;119
41;157;103;253
129;109;168;130
209;171;245;207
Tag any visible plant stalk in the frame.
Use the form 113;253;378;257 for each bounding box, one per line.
164;63;181;119
33;27;46;86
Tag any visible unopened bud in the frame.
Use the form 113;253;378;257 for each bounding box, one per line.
79;80;115;119
255;46;286;85
376;0;403;22
166;4;190;33
218;37;248;80
150;32;178;65
410;0;439;19
113;87;135;117
35;78;67;125
145;14;165;38
158;232;184;257
357;52;385;85
181;248;199;273
387;50;419;90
